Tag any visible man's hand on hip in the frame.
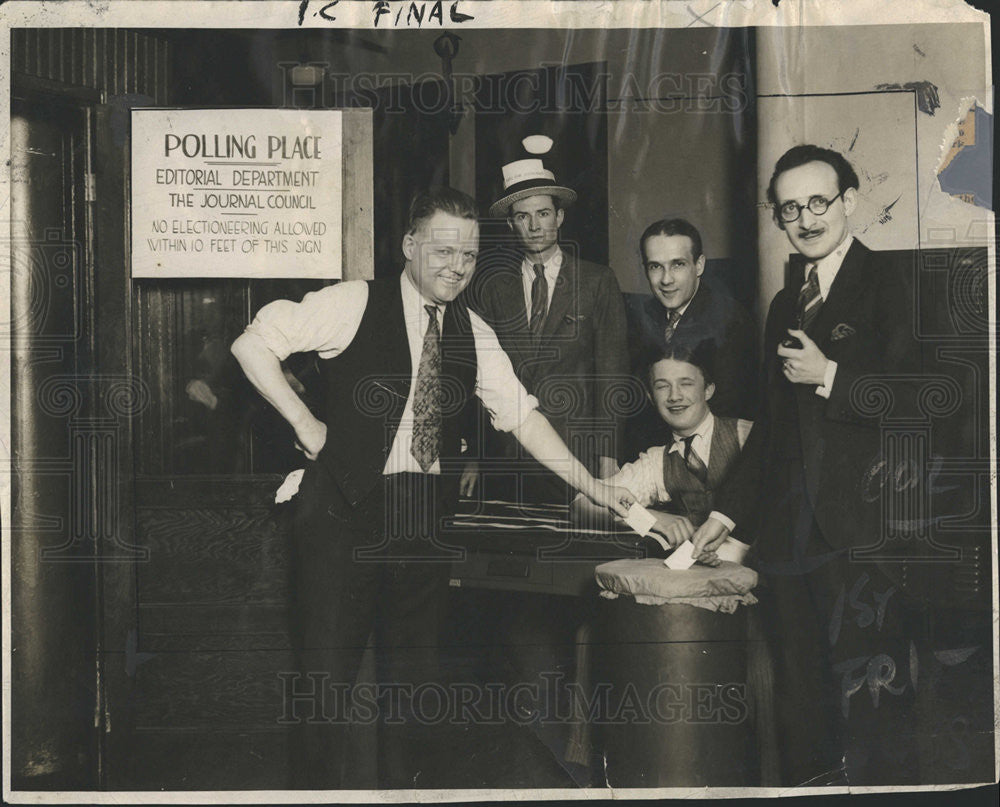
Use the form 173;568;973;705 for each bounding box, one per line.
294;415;328;460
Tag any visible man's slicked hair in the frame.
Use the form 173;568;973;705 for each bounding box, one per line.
766;144;860;207
642;338;715;390
639;218;704;263
407;186;478;235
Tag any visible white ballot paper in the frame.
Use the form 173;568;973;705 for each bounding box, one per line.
665;536;752;569
623;502;658;538
664;540;697;570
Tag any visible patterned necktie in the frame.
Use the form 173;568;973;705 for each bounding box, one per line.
663;308;682;343
411;304;442;473
797;263;822;333
529;263;548;337
680;434;708;485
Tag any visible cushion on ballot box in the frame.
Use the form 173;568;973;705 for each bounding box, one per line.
594;558;759;613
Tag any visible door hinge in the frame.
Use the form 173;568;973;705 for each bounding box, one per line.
85;172;97;203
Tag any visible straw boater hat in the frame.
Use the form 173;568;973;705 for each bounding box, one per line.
488;142;578;218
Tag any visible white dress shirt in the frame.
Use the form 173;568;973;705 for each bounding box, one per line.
810;233;853;399
520;248;563;318
606;411;753;508
244;273;539;475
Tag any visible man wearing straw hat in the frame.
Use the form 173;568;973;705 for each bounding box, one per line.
465;142;629;505
462;146;629;775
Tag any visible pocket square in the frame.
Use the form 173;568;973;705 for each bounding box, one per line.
830;323;856;341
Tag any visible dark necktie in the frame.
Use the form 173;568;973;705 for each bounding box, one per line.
411;304;442;473
529;263;548;337
797;263;822;333
663;308;682;343
680;434;708;485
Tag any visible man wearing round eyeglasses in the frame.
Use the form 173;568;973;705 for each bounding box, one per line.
691;145;923;785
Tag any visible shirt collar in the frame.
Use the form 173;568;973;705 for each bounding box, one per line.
522;247;563;281
663;280;700;321
400;271;443;325
668;410;715;454
810;233;853;300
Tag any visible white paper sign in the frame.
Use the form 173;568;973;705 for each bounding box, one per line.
131;108;343;278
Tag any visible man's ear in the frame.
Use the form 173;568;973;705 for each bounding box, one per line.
554;208;565;229
695;254;706;278
842;187;859;216
704;382;716;401
402;231;416;262
506;217;514;233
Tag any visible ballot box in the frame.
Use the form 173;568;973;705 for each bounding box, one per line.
443;499;646;596
592;559;763;788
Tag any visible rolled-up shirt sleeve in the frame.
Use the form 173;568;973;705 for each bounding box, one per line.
605;447;669;508
243;281;369;360
469;310;538;433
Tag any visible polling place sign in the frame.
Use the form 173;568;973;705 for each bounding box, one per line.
131;109;343;278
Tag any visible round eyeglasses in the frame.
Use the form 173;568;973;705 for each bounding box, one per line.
776;190;845;223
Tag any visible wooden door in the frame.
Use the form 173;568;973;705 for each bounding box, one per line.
97;101;441;789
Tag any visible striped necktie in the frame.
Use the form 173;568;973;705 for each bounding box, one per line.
680;434;708;485
797;262;822;333
663;308;682;343
411;304;442;473
529;262;548;337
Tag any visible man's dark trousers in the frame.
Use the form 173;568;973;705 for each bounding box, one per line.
287;465;452;789
754;449;919;786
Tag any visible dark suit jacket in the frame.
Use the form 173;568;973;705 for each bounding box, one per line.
467;246;629;494
716;239;922;554
623;282;758;460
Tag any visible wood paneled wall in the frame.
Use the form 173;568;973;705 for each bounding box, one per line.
12;28;171;101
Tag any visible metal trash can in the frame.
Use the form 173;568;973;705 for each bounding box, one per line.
592;559;760;788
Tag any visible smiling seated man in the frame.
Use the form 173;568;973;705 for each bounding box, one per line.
572;340;752;551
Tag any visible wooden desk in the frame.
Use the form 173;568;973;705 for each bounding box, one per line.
443;499;647;597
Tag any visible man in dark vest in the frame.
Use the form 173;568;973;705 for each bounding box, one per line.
231;187;634;789
624;218;757;461
572;340;752;547
691;145;924;784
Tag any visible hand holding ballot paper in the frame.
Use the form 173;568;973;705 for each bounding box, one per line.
623;503;692;549
622;503;750;568
571;343;757;566
573;497;692;549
